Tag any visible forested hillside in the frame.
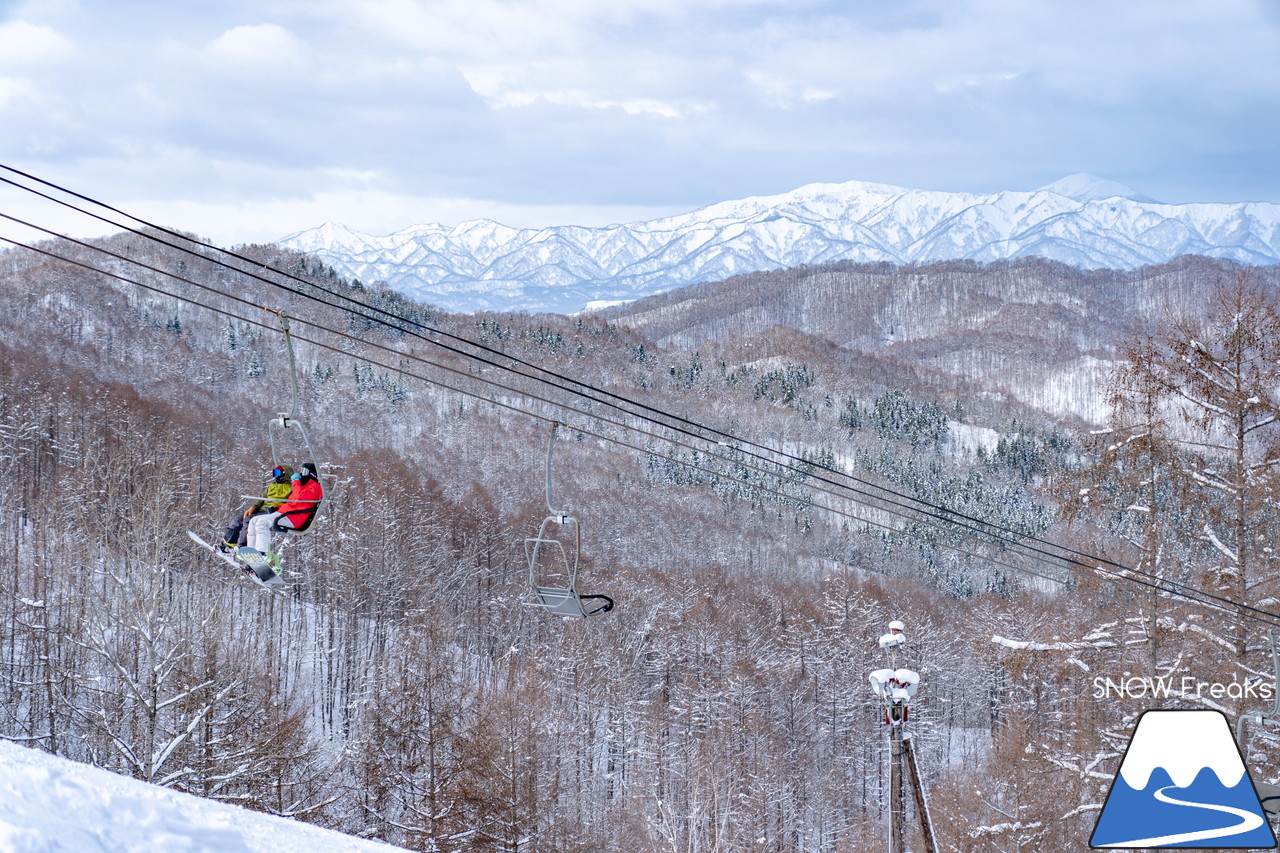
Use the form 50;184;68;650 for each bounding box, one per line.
605;256;1280;423
2;234;1279;851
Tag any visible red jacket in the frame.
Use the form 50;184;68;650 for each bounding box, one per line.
277;476;324;528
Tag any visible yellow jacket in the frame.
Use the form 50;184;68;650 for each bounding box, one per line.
262;481;292;510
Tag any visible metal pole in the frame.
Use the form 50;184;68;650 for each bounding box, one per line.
885;625;906;853
1238;629;1280;764
890;718;907;853
873;620;919;853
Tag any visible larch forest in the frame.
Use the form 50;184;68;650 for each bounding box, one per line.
2;231;1280;852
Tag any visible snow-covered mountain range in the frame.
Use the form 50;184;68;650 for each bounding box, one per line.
279;174;1280;315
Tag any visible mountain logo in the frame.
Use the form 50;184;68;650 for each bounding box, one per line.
1091;710;1277;848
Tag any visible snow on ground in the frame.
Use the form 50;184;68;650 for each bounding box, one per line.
948;421;1000;457
579;298;633;312
0;739;406;853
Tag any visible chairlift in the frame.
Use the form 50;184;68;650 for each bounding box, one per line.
523;422;613;618
1237;630;1280;817
193;310;327;582
241;311;326;538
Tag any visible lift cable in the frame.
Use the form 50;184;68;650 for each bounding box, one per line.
0;204;1105;573
1;227;1274;637
0;163;1194;598
0;175;1235;638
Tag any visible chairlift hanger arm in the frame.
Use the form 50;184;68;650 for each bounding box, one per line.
545;421;569;518
1237;630;1280;762
271;309;300;422
264;308;320;477
261;308;328;535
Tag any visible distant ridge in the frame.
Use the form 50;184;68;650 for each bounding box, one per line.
279;175;1280;314
1035;173;1161;204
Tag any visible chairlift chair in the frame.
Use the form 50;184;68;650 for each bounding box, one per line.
523;423;614;618
1236;631;1280;817
195;309;326;579
265;416;323;537
1238;632;1280;742
251;312;327;542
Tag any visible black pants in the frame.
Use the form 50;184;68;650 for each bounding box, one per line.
222;508;268;547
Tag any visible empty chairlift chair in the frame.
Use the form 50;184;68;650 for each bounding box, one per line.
524;423;614;618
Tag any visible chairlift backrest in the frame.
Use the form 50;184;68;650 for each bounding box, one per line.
526;513;580;592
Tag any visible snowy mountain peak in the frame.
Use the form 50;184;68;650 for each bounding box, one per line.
1037;173;1160;204
279;176;1280;314
743;179;910;206
315;221;371;242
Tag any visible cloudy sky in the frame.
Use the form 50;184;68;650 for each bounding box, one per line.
1;0;1278;244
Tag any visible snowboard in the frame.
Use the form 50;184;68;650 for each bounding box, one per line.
187;531;286;591
234;546;286;588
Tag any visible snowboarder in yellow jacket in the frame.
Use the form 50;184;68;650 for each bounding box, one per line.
219;464;293;552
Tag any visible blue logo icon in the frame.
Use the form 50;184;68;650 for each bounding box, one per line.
1091;710;1276;848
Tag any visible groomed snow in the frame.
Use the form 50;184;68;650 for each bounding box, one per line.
0;739;406;853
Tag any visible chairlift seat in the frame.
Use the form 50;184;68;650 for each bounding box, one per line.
273;507;319;535
238;494;322;535
530;585;614;618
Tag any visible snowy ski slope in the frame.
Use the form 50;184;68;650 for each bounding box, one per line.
0;739;406;853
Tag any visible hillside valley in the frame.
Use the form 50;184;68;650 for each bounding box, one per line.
601;255;1280;424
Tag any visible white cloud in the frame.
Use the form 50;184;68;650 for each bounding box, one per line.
745;70;836;108
207;23;305;69
933;71;1022;96
462;64;712;117
0;77;40;107
332;0;772;120
0;20;74;66
3;0;1280;246
331;0;668;56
